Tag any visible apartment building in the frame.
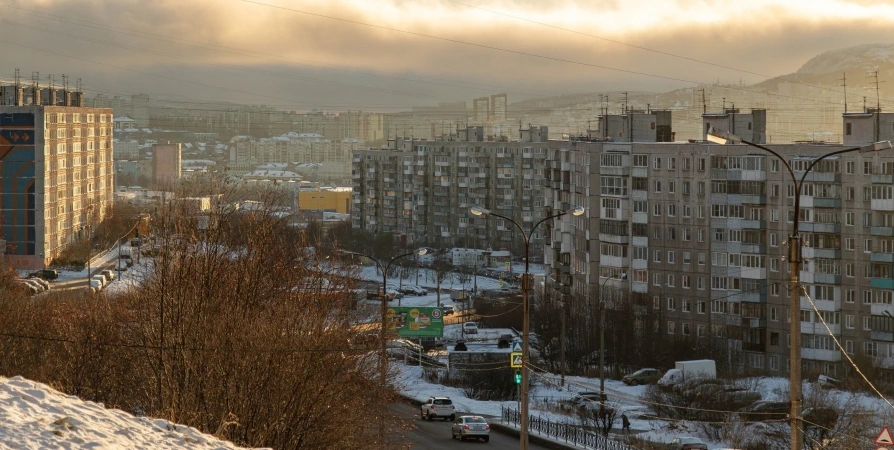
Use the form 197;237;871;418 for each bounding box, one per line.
351;126;548;256
545;110;894;379
0;104;115;269
226;132;361;182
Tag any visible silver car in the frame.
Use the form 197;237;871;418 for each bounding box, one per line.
451;415;490;442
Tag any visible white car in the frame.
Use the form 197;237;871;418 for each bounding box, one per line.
669;436;708;449
451;415;490;442
420;396;455;421
463;322;479;334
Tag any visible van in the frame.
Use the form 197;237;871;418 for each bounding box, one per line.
92;275;106;288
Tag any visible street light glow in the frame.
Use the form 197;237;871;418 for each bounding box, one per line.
705;126;743;145
859;140;894;153
569;206;585;216
469;206;490;216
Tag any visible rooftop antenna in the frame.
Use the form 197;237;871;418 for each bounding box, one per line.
14;68;19;89
48;74;54;90
839;72;848;113
622;91;629;114
62;74;69;91
77;78;82;92
31;71;39;90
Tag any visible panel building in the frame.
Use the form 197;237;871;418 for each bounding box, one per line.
352;126;548;256
545;110;894;378
0;104;114;269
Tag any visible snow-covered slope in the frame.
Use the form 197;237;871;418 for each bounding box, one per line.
797;43;894;75
0;376;254;449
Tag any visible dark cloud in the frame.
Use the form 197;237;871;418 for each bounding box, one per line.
0;0;892;109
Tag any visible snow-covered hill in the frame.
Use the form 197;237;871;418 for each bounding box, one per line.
0;375;255;449
796;43;894;76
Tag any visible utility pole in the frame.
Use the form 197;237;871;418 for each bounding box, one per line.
839;73;848;113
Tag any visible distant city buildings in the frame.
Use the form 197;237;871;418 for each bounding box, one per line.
151;142;182;187
351;125;548;255
225;132;362;183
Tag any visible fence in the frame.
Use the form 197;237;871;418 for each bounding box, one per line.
500;406;639;450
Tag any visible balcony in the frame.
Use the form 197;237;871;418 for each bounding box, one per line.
599;234;629;244
871;278;894;289
802;247;841;259
802;322;840;335
871;303;894;317
798;172;840;183
741;219;767;230
600;166;630;176
872;226;894;237
631;236;648;247
800;297;839;311
801;222;841;234
632;259;648;270
872;174;894;184
632;167;648;178
631;190;648;201
631;281;648;293
741;195;767;205
743;342;766;352
740;268;767;279
801;348;841;362
872;331;894;342
740;291;766;303
632;212;648;224
711;313;742;326
747;318;767;328
600;255;629;268
872;199;894;211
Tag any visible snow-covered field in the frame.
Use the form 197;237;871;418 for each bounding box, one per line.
0;376;257;449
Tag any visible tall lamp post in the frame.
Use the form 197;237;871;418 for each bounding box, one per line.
470;204;585;450
707;127;891;450
341;248;429;388
599;271;627;414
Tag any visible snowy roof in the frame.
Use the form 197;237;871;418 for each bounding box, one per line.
0;375;247;449
113;116;135;122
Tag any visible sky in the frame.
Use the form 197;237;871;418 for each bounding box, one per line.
1;0;894;110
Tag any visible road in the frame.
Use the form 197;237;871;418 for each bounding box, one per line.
393;402;555;450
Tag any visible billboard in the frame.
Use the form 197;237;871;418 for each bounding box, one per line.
0;113;36;256
386;307;444;338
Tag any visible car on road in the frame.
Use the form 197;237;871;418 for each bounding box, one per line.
28;269;58;281
462;322;479;334
101;270;116;282
421;396;455;421
669;436;708;449
623;368;662;386
451;415;489;442
443;305;455;315
738;401;789;422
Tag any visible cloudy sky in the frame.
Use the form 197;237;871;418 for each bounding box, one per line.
1;0;893;110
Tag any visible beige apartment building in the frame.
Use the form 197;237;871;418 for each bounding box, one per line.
151;143;182;187
0;104;114;269
351;126;549;255
546;109;894;379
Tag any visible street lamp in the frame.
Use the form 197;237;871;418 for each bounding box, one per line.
707;127;891;450
470;204;585;450
600;271;627;414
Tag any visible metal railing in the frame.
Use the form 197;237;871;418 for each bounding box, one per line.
500;406;639;450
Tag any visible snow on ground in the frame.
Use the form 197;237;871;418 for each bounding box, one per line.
0;375;257;449
357;265;509;292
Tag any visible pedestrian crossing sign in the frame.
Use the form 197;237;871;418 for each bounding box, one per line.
510;352;523;368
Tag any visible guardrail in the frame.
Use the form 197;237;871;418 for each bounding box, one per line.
500;406;638;450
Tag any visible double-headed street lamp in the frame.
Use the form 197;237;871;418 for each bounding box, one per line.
707;127;891;450
341;247;429;390
470;205;585;450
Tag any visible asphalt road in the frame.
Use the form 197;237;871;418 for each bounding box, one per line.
393;402;554;450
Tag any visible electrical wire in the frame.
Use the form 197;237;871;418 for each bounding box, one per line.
799;284;894;410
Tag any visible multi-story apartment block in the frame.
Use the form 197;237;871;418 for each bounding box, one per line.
226;132;362;183
546;109;894;379
0;104;114;269
351;126;548;256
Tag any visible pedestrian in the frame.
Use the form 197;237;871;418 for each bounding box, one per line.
621;414;630;434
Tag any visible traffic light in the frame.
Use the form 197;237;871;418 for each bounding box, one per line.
514;370;522;384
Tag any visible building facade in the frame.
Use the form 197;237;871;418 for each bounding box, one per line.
545;112;894;379
351;126;548;255
0;105;114;268
151;143;182;187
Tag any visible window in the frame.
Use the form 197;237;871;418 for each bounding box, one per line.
769;356;779;371
601;176;627;196
669;157;676;170
698;253;706;265
697;324;705;337
668;181;675;193
846;238;854;251
845;340;854;355
697;158;705;171
633;246;648;260
771;307;778;321
697;277;705;290
846;161;854;174
633;200;648;213
864;316;872;330
770;258;778;272
602;198;621;219
682;275;691;288
653;273;662;286
653;204;662;216
697;229;705;242
845;212;854;226
771;333;780;346
634;270;648;282
698;301;706;314
697;182;705;196
683;181;691;195
682;323;690;336
771;159;779;172
865;160;874;175
770;284;779;296
668;251;676;264
667;297;676;310
698;205;705;218
845;315;855;329
865;342;877;356
846;263;854;277
667;204;676;216
771;184;779;197
683;252;691;264
682;228;691;241
667;274;675;287
682;299;690;312
683;205;691;218
865;239;873;253
633;154;648;167
846;289;855;303
653;157;661;170
846;187;855;200
668;321;675;334
654;250;662;263
865;290;873;305
654;180;662;193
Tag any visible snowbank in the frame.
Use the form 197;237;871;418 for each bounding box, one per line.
0;376;259;449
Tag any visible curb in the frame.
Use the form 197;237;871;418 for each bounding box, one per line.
399;394;580;450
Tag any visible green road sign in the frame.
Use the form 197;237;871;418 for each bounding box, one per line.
386;307;445;338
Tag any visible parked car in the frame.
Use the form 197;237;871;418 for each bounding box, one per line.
101;270;116;282
28;269;58;280
443;305;455;315
27;278;51;291
669;436;708;449
497;333;514;348
738;401;789;422
420;396;455;421
90;278;104;290
451;415;489;442
462;322;479;334
21;279;46;293
92;275;106;288
623;368;662;386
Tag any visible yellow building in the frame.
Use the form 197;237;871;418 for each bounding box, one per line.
297;187;352;214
